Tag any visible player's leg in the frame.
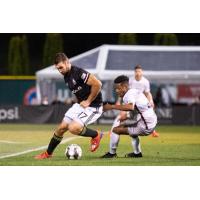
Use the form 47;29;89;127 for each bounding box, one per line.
35;120;69;159
101;116;120;158
125;136;142;158
102;112;127;158
110;116;121;152
68;120;98;137
46;120;69;155
108;122;143;158
35;104;80;160
68;120;102;152
101;124;130;158
124;121;148;158
131;136;141;154
110;112;127;148
67;105;103;152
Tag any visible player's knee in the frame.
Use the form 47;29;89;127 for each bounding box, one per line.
56;124;68;136
68;123;82;135
56;128;66;136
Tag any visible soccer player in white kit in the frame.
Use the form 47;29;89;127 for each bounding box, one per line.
129;65;154;107
128;65;158;137
102;66;158;158
103;75;158;158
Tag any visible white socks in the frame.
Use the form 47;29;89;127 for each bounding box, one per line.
109;116;121;154
110;132;120;154
131;136;141;154
109;115;142;155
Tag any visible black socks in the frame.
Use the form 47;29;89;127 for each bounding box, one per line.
80;126;98;138
47;133;63;155
46;127;98;155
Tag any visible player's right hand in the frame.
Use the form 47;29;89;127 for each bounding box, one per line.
80;100;91;108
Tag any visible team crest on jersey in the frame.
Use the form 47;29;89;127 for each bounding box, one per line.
72;79;77;85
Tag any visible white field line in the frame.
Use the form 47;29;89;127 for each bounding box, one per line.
0;140;28;144
0;136;81;159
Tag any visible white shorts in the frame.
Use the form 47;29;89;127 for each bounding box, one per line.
112;111;139;130
127;119;156;137
63;103;103;126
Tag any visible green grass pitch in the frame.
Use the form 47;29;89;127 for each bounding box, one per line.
0;124;200;166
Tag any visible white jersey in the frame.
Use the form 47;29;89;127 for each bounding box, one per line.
129;76;150;93
123;89;157;129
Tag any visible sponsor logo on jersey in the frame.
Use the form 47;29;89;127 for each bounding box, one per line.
72;86;82;94
72;79;77;85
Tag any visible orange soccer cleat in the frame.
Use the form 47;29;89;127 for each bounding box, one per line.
90;131;103;152
151;130;159;137
34;151;52;160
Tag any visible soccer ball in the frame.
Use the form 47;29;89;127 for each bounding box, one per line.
65;144;82;160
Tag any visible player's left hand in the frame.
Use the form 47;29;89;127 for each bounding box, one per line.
103;103;113;111
80;100;91;108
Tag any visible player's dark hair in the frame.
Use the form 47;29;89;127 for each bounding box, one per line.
134;64;142;70
54;53;68;64
114;75;129;84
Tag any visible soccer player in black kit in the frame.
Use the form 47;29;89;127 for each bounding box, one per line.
35;53;103;159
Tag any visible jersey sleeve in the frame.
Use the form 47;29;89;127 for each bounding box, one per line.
123;90;136;105
144;79;150;93
77;68;90;84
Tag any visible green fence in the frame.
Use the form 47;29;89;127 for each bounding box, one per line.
0;76;36;105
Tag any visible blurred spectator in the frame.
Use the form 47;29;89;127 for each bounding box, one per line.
51;96;63;105
64;96;77;105
192;96;200;105
64;98;73;105
41;96;49;105
155;85;173;107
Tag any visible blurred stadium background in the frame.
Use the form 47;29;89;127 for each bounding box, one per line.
0;33;200;165
1;33;200;125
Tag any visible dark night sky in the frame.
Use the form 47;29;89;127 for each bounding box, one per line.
1;33;200;75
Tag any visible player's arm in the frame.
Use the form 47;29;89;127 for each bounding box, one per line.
86;74;102;103
143;79;154;107
80;74;102;108
144;91;154;107
104;103;134;112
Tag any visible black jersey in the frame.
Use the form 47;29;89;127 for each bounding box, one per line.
64;66;102;107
